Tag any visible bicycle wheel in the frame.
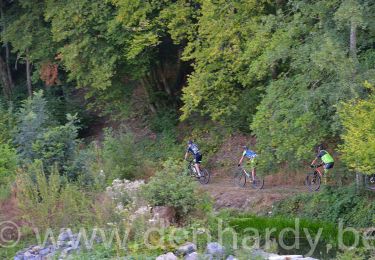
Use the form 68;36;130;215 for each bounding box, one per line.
234;169;247;187
306;171;321;191
198;168;210;185
365;174;375;191
187;164;194;177
251;176;264;190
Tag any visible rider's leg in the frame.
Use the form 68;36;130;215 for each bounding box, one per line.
194;163;201;177
250;158;256;181
323;162;334;185
194;154;202;177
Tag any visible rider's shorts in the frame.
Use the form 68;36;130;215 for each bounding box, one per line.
324;162;334;170
194;153;202;163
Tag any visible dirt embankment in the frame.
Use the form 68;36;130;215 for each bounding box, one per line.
0;192;23;245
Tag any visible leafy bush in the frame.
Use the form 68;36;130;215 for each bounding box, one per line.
102;128;141;181
273;185;375;228
149;108;178;134
138;132;181;162
0;143;17;186
336;248;374;260
0;101;16;143
66;142;105;190
142;160;206;218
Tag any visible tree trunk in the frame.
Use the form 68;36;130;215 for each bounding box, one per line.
5;44;14;89
140;78;157;113
350;21;357;59
0;54;12;100
26;52;32;96
0;0;13;98
159;64;172;95
355;173;363;190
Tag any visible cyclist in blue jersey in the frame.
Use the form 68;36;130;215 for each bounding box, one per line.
184;140;202;177
238;146;257;181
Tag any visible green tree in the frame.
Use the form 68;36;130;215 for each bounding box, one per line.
14;90;50;161
14;91;80;177
338;83;375;175
4;0;56;95
181;0;269;127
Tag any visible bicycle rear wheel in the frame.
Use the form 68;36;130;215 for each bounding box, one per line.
251;176;264;190
198;168;210;184
234;170;247;187
306;172;321;191
365;174;375;191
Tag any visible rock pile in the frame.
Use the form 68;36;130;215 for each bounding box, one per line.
156;242;229;260
155;242;320;260
14;229;101;260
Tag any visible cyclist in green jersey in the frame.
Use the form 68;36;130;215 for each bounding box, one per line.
311;144;335;175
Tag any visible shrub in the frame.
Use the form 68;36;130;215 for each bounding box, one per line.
273;185;375;227
138;132;181;162
102;128;141;181
142;160;205;218
67;142;105;190
149;108;178;134
0;101;16;143
0;143;17;186
0;143;18;200
32;114;79;176
16;161;94;230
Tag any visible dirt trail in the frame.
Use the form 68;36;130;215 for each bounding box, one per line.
201;173;306;213
199;133;307;213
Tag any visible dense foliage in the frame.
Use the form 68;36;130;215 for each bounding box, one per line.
142;160;207;218
338;85;375;175
0;0;373;173
0;2;374;259
273;185;375;228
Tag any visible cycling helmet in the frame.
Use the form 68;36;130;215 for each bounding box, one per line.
242;145;248;150
187;140;193;145
317;144;325;152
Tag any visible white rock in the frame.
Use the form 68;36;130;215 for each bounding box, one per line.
185;252;199;260
177;242;197;256
156;252;178;260
206;242;225;257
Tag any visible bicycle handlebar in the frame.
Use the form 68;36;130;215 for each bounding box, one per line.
310;163;323;169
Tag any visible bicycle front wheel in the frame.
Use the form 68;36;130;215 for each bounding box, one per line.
234;170;246;187
251;176;264;190
306;172;321;191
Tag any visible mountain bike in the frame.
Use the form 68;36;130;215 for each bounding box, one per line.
305;164;323;191
365;174;375;191
234;166;264;189
187;160;210;185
